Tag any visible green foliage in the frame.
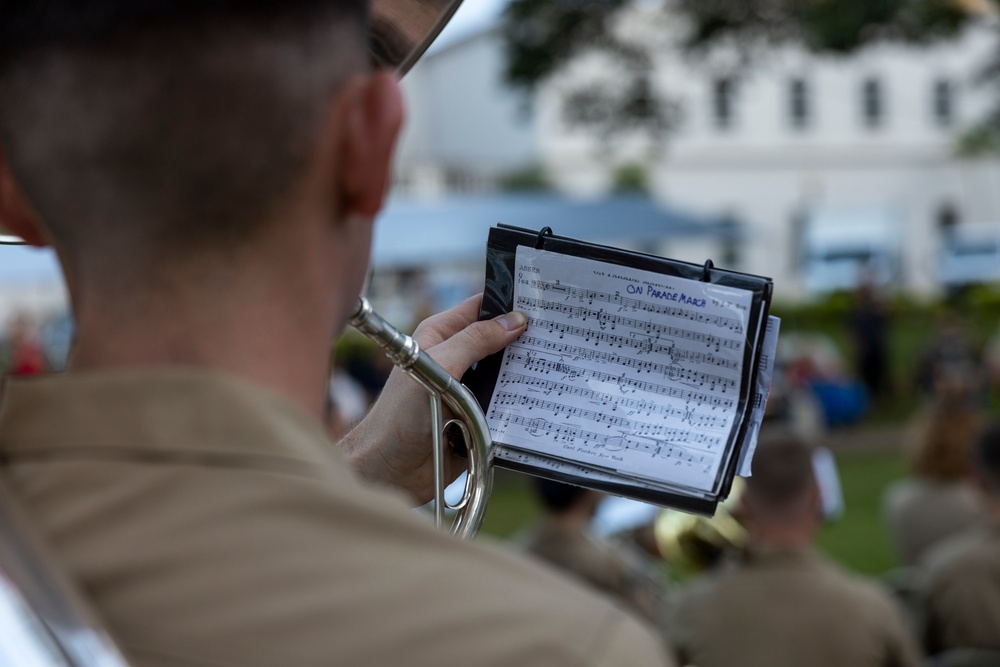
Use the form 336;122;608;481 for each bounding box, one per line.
672;0;969;53
955;116;1000;157
502;0;989;139
499;164;553;192
503;0;678;141
503;0;626;91
611;162;650;194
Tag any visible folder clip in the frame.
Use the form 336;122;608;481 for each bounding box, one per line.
702;259;715;282
535;227;553;249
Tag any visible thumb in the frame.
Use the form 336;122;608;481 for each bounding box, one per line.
425;311;527;377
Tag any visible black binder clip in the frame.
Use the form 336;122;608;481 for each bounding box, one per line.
535;227;553;249
701;259;714;282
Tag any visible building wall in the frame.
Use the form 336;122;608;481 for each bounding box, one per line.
540;17;1000;299
395;29;539;194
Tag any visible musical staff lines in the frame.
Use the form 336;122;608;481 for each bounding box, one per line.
497;372;728;428
519;335;738;371
491;413;717;462
525;314;740;353
505;347;736;404
518;281;744;334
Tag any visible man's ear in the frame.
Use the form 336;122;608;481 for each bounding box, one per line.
0;151;48;247
339;70;404;218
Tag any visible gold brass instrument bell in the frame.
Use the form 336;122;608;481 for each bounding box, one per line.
654;477;749;571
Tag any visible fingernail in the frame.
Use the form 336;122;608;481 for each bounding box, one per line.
495;311;527;332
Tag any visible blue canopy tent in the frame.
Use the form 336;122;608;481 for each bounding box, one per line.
372;193;734;269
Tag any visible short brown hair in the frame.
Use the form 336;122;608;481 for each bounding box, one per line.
0;2;366;268
909;398;982;481
745;431;816;513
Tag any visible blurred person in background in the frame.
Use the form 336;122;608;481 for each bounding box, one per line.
326;354;370;440
7;312;48;376
882;389;986;568
668;433;921;667
849;279;890;401
515;478;669;628
919;421;1000;656
781;332;868;428
914;310;987;405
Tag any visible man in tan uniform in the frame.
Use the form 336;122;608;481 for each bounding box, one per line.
920;421;1000;654
0;3;670;666
517;477;669;625
668;435;922;667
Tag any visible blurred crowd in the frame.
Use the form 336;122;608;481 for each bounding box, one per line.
511;419;1000;667
0;311;72;378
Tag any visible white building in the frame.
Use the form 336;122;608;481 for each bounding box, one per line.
393;1;1000;300
541;9;1000;299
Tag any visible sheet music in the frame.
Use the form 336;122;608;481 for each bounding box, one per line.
737;316;781;476
487;246;755;494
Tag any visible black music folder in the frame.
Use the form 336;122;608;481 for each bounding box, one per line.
463;224;777;516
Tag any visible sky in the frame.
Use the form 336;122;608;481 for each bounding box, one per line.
428;0;508;53
0;245;60;285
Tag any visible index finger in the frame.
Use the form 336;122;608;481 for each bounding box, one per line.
412;293;484;348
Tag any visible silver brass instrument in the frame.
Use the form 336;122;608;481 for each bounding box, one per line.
349;297;493;539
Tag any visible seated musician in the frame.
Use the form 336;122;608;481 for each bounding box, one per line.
882;386;987;567
920;421;1000;654
667;433;922;667
517;478;669;626
0;2;671;665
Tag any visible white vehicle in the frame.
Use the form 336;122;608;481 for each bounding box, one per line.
800;209;900;294
939;222;1000;289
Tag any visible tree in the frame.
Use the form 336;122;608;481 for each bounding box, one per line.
503;0;998;148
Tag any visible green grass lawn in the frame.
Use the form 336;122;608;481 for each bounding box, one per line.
481;450;910;578
817;452;907;576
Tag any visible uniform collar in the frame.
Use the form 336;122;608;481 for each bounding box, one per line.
744;544;824;567
0;370;339;469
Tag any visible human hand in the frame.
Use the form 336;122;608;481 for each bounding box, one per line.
339;294;526;504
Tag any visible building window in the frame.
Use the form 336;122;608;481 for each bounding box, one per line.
788;78;810;129
932;79;955;127
719;216;741;268
937;203;960;238
712;78;735;129
861;78;884;129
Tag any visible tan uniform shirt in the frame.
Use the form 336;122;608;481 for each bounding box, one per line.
921;523;1000;652
668;546;922;667
516;519;668;625
0;371;672;667
883;478;986;567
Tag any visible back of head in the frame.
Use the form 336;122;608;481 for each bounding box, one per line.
744;432;817;522
973;421;1000;498
0;1;367;277
910;395;982;481
533;478;589;514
